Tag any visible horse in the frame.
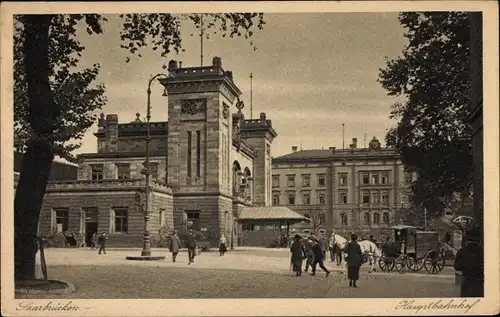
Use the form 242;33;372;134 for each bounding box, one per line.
332;234;382;274
331;234;349;274
358;239;382;273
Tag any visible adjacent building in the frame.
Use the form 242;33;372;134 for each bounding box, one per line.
271;136;413;238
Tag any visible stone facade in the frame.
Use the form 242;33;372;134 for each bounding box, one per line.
271;136;412;238
37;57;277;247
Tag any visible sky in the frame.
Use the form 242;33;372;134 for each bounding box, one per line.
73;12;408;158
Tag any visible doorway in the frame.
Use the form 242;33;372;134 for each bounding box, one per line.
83;207;99;246
85;222;98;246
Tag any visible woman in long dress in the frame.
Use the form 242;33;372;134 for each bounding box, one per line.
219;234;227;256
344;233;363;287
290;234;306;276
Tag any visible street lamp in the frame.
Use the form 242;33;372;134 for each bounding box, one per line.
126;73;169;261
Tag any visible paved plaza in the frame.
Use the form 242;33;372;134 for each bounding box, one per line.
16;247;460;299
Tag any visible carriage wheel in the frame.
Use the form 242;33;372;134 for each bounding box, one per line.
424;250;445;274
407;256;424;272
378;256;394;272
395;255;408;274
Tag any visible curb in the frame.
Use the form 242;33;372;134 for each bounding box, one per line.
15;279;76;295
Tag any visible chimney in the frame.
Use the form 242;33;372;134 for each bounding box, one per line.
105;114;119;152
179;61;183;68
260;112;266;120
292;146;298;153
352;138;358;149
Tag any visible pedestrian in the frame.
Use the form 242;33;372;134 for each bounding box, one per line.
186;229;197;265
169;230;181;262
303;236;315;273
319;233;329;261
97;232;107;255
453;226;484;297
219;234;227;256
90;232;97;250
290;234;306;276
344;233;363;287
310;238;330;277
328;234;335;262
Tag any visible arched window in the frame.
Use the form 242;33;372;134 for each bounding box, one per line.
373;213;380;224
363;213;370;224
340;213;348;226
232;161;241;195
243;167;252;200
382;212;390;224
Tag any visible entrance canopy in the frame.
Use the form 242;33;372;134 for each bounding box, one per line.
238;206;309;225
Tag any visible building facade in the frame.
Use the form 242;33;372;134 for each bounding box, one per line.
37;57;280;247
271;136;413;238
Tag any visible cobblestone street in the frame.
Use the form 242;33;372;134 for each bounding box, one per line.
17;248;460;299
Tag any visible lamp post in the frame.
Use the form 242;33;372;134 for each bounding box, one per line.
126;73;168;261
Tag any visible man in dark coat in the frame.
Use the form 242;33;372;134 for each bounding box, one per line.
310;238;331;277
169;230;181;262
453;226;484;297
319;234;329;261
186;229;197;264
97;232;107;255
303;236;315;273
344;233;363;287
290;234;306;276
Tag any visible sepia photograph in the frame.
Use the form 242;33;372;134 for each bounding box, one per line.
1;1;498;316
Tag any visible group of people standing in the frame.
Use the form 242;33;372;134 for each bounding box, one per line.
165;229;228;264
290;232;366;288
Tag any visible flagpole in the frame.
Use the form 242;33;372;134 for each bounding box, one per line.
200;14;204;66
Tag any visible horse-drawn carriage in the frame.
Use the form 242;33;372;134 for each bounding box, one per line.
379;225;445;274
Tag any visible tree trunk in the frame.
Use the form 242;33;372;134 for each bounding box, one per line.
14;15;56;281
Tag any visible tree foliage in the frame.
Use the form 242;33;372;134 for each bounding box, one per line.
14;15;107;162
378;12;472;218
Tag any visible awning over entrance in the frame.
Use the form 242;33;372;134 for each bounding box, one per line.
238;206;309;224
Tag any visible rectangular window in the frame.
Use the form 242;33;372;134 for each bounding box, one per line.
405;173;412;184
116;163;130;180
318;193;325;205
187;131;192;177
362;192;370;204
287;175;295;187
288;193;295;205
371;174;379;185
149;163;159;180
302;193;310;205
339;173;348;186
114;208;128;233
362;173;369;185
371;191;380;204
272;194;280;205
318;174;326;187
91;164;104;180
54;208;69;233
339;191;348;204
302;174;310;187
340;213;348;226
381;192;389;204
159;209;166;227
196;130;201;177
185;210;200;230
381;172;389;185
272;175;280;188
